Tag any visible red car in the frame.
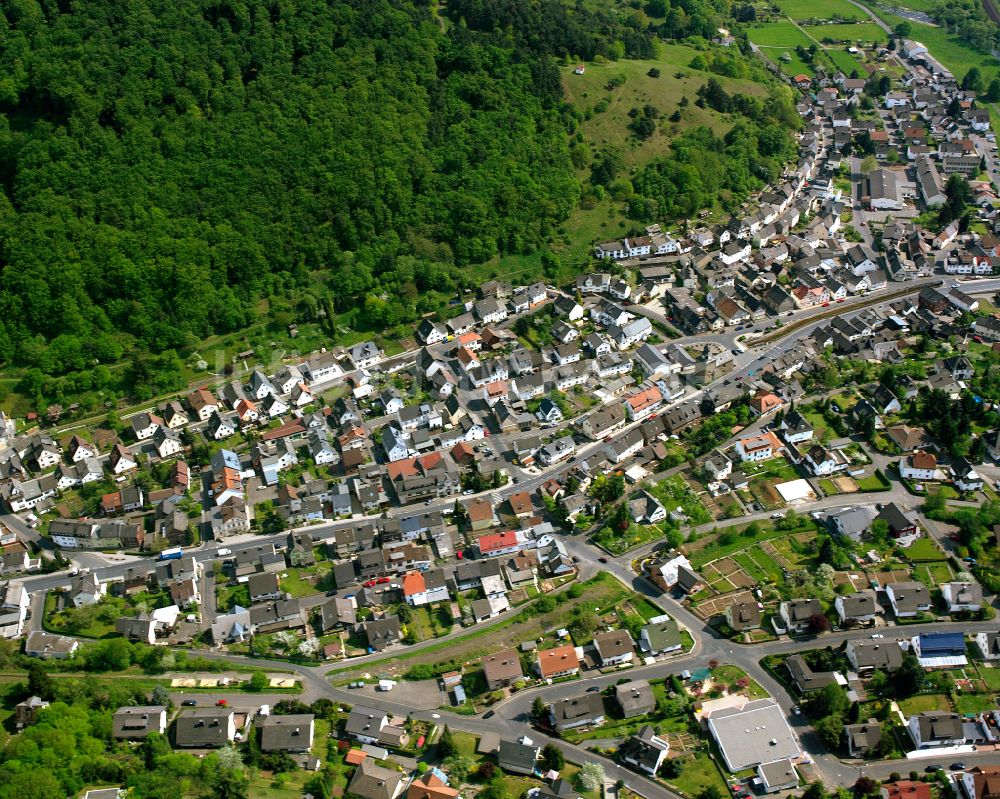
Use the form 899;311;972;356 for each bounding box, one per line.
836;298;845;303
821;301;830;307
377;577;391;584
216;699;228;707
364;580;377;588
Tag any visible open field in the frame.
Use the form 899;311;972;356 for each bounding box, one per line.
811;23;889;43
775;0;866;19
747;22;816;49
562;44;771;171
827;48;870;76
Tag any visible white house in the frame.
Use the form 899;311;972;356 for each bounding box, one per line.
940;581;983;613
208;412;237;441
975;631;1000;660
735;432;781;462
131;412;161;441
154;427;184;459
899;451;938;482
906;711;966;749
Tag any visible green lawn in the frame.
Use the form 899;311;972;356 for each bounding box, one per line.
813;23;888;44
955;693;995;714
978;667;1000;691
826;48;869;75
775;0;865;19
897;693;953;715
856;471;891;492
733;551;770;584
280;567;323;598
451;731;479;757
44;593;120;639
914;561;953;588
904;537;947;563
666;752;731;793
747;21;816;49
407;606;436;643
802;411;833;442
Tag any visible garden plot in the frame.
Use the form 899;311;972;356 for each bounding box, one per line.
871;567;912;585
690;587;756;620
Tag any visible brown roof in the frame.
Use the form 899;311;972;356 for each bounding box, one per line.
464;497;494;523
482;647;524;685
910;450;937;470
537;644;580;678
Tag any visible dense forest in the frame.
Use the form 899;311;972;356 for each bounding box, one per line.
0;0;580;397
0;0;791;410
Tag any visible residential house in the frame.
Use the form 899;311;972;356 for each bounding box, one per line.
550;694;605;732
906;711;965;749
593;629;635;667
886;581;930;618
113;706;167;740
536;644;581;680
778;598;822;633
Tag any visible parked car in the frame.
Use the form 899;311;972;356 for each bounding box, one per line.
182;700;197;706
483;710;495;719
598;557;608;564
950;763;966;771
586;686;601;693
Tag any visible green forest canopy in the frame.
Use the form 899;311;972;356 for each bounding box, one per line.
0;0;796;408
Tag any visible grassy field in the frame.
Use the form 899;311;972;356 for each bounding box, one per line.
747;21;816;49
280;567;323;598
562;44;770;171
775;0;866;19
686;520;815;570
827;48;869;76
812;23;889;44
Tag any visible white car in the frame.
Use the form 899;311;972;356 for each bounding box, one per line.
871;633;883;639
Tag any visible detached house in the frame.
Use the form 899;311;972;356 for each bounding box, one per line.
778;598;822;634
886;581;930;618
593;629;635;667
